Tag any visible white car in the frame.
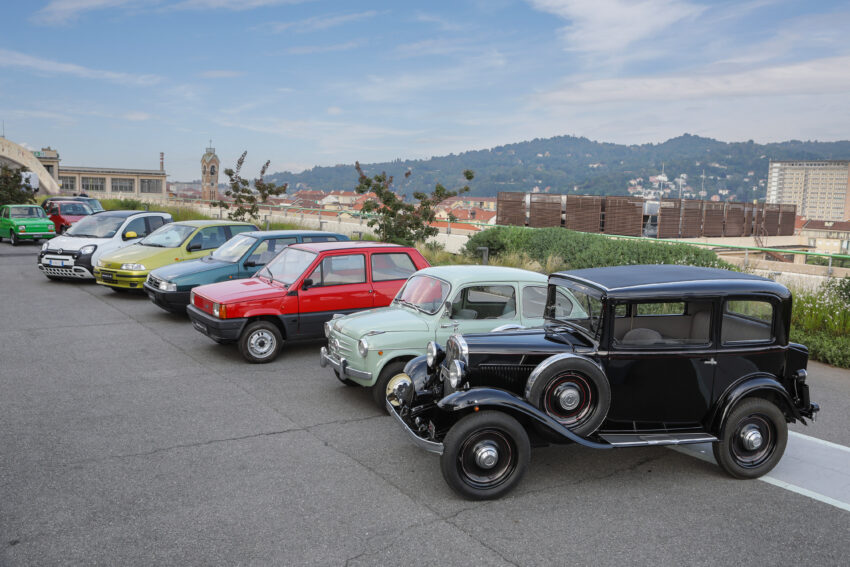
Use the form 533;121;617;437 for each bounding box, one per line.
38;210;172;280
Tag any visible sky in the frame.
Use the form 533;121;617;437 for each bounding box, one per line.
1;0;849;182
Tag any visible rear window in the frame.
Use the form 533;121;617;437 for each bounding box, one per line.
722;300;774;344
371;253;416;281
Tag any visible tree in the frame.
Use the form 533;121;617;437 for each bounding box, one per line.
0;165;37;206
354;162;474;245
214;152;287;223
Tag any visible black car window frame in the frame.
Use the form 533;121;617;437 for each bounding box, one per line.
610;299;714;350
146;215;167;233
123;216;148;238
720;297;777;346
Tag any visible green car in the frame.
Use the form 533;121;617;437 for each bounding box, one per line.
321;265;549;408
94;220;258;291
0;204;56;246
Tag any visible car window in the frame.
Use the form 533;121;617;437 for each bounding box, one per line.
521;285;547;318
188;226;229;250
1;208;8;218
308;254;366;286
722;300;774;344
228;225;256;238
123;217;148;237
613;300;713;348
451;285;516;320
61;203;92;215
371;253;417;282
247;237;298;265
10;206;45;218
147;215;166;233
302;235;338;243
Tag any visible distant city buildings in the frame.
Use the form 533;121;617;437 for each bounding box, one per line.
767;160;850;221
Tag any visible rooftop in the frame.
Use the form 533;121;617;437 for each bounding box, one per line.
292;241;409;253
60;166;167;176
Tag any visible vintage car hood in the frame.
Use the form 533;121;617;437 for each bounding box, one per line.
335;306;429;338
151;256;234;283
99;244;184;270
461;327;592;356
193;277;285;303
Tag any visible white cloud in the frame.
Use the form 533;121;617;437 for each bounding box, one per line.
534;55;850;106
326;106;343;116
0;48;162;86
414;11;465;32
526;0;704;53
198;70;244;79
285;41;360;55
122;111;152;121
265;11;377;33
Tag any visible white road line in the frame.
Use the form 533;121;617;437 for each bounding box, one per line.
789;430;850;454
759;476;850;513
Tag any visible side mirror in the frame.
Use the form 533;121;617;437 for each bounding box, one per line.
244;260;262;268
123;231;138;240
443;300;453;317
302;278;314;290
187;242;202;252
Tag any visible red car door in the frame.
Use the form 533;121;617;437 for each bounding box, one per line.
368;250;422;305
297;252;374;338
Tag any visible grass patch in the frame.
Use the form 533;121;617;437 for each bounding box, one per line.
790;277;850;368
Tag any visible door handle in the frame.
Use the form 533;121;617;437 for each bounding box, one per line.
703;358;717;366
440;322;457;329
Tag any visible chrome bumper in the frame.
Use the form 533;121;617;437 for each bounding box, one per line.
386;398;444;455
320;346;372;381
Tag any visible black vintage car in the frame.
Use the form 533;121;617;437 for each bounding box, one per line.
387;265;820;500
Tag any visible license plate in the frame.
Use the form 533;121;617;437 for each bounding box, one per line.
101;272;114;281
48;260;67;267
192;320;208;334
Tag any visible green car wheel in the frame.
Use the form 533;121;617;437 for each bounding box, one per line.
10;231;20;246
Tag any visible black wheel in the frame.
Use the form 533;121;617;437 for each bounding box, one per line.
440;411;530;500
10;231;19;246
713;397;787;479
372;360;408;411
238;320;283;363
334;370;358;387
527;357;610;437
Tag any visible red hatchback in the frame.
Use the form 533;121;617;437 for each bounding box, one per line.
46;200;94;233
187;241;430;363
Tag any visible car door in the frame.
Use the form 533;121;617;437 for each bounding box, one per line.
603;299;716;428
185;225;229;259
435;283;520;344
240;237;298;277
369;251;419;304
297;252;373;337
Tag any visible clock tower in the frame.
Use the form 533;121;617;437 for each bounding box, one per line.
201;142;220;201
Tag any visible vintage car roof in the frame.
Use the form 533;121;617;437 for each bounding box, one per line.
552;264;791;299
291;241;408;252
416;265;547;285
237;230;345;239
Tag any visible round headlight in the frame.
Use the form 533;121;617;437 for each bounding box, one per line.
357;338;369;358
448;360;465;388
426;341;443;368
324;321;332;338
80;244;97;255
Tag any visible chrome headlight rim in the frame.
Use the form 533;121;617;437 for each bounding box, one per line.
324;321;332;338
357;338;369;357
426;341;444;369
448;334;469;365
448;359;465;388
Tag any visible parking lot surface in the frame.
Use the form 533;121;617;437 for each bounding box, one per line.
1;244;849;565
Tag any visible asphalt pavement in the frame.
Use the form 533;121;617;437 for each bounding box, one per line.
1;242;849;566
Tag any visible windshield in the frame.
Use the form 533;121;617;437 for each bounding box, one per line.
394;275;450;314
140;224;195;248
262;247;316;285
212;234;256;262
545;281;600;339
80;198;104;212
10;206;46;218
66;215;125;238
59;202;93;216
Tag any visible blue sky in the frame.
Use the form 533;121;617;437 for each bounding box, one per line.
1;0;849;181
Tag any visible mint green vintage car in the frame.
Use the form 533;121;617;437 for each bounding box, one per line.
321;265;548;408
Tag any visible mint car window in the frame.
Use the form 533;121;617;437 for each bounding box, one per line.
212;234;257;262
521;285;547;318
395;275;450;314
451;285;516;320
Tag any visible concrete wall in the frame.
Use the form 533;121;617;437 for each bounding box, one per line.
0;138;62;195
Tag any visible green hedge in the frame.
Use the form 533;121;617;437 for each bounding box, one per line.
465;226;733;270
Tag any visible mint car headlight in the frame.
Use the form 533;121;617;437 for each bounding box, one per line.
358;338;369;357
79;245;97;255
121;263;146;271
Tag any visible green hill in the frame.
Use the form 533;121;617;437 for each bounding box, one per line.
266;134;850;202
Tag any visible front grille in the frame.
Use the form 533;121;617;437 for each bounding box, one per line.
147;274;163;288
41;266;89;278
328;332;355;358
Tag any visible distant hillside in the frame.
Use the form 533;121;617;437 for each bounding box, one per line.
265;134;850;202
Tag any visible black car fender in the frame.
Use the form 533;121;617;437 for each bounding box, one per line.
403;355;431;392
710;374;802;434
436;388;612;450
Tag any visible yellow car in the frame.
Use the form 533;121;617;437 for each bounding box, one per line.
94;220;258;291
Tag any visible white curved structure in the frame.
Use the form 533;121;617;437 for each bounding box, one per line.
0;138;61;195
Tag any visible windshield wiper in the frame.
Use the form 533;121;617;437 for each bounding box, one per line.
396;298;422;312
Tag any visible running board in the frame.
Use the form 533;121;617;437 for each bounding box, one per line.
600;432;718;447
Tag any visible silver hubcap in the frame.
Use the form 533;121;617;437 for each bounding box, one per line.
741;426;764;450
473;442;499;469
557;385;581;411
249;330;276;357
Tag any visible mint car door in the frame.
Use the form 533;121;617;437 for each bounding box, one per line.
435;284;520;344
